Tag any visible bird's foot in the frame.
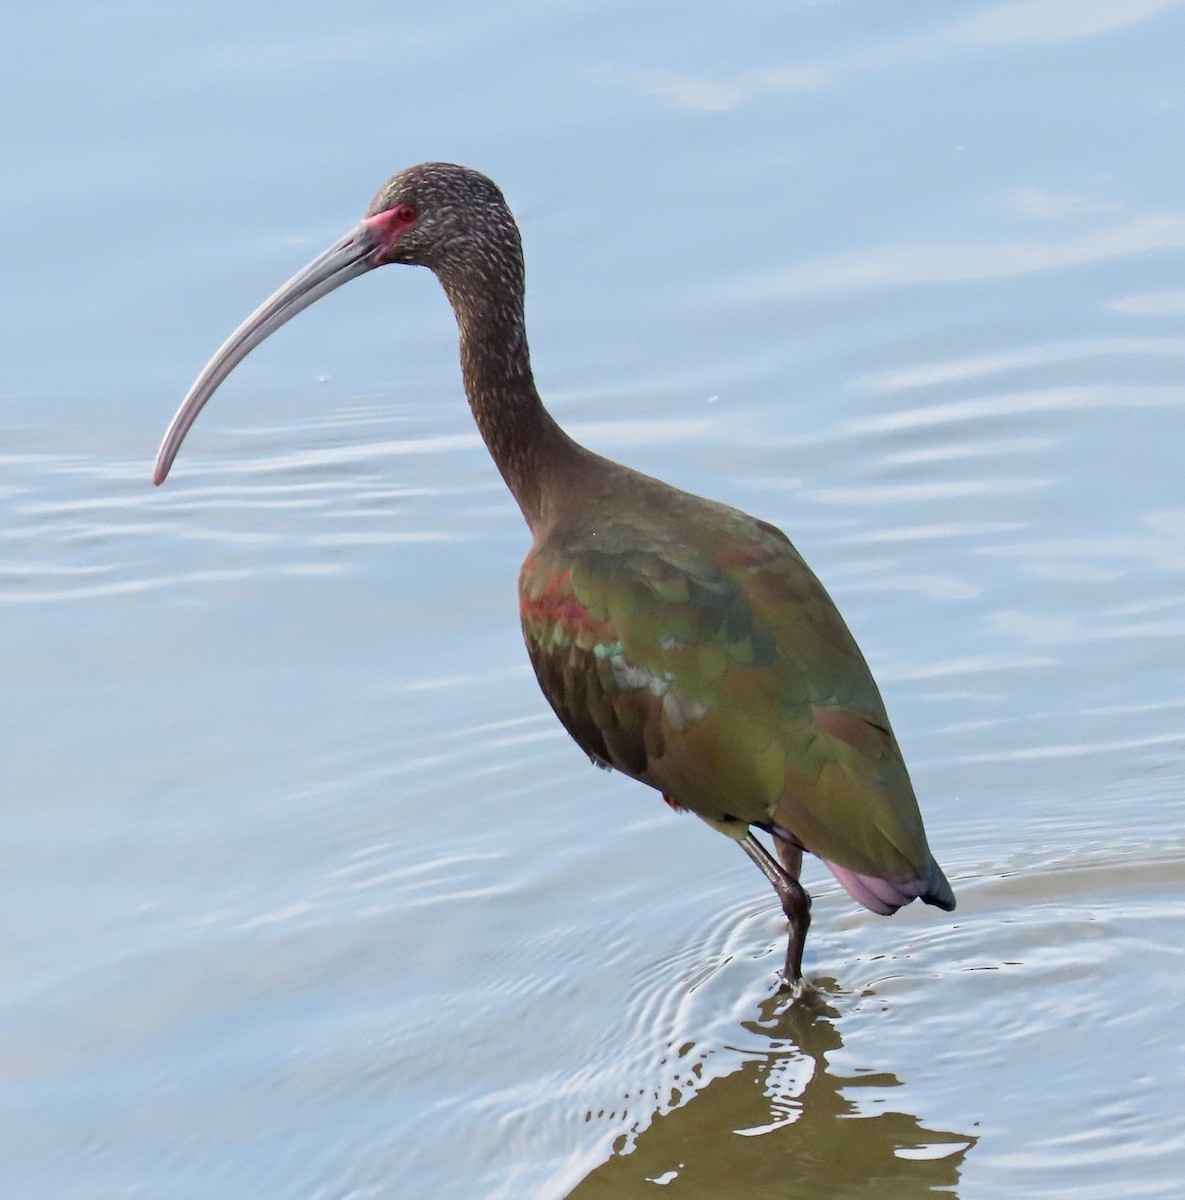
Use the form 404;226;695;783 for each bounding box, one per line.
776;969;810;1001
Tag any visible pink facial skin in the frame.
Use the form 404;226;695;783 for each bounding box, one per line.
362;205;418;258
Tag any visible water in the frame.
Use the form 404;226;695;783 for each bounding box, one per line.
4;2;1185;1196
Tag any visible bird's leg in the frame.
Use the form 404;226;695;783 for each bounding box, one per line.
772;831;811;987
772;831;803;882
740;832;812;992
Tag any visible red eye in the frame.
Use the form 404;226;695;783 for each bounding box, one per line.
363;203;418;246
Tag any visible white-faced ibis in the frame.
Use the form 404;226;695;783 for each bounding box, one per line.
155;163;955;992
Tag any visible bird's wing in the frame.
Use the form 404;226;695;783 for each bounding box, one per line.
519;510;934;884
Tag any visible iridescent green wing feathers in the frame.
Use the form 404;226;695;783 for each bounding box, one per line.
519;502;935;885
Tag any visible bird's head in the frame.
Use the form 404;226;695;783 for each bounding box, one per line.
153;162;521;485
364;162;521;274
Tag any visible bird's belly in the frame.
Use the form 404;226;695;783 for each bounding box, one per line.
527;637;785;828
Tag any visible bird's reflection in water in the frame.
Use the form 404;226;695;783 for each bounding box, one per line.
567;985;975;1200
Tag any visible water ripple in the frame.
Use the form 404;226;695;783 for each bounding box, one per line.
853;337;1185;394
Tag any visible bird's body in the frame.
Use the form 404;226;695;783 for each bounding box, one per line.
519;459;952;912
155;162;954;991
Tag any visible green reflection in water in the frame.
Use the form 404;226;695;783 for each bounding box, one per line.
568;986;974;1199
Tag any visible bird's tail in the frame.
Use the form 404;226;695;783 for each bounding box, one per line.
825;854;955;916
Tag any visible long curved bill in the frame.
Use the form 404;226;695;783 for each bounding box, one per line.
153;221;385;485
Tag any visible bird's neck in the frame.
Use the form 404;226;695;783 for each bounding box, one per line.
440;272;587;531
